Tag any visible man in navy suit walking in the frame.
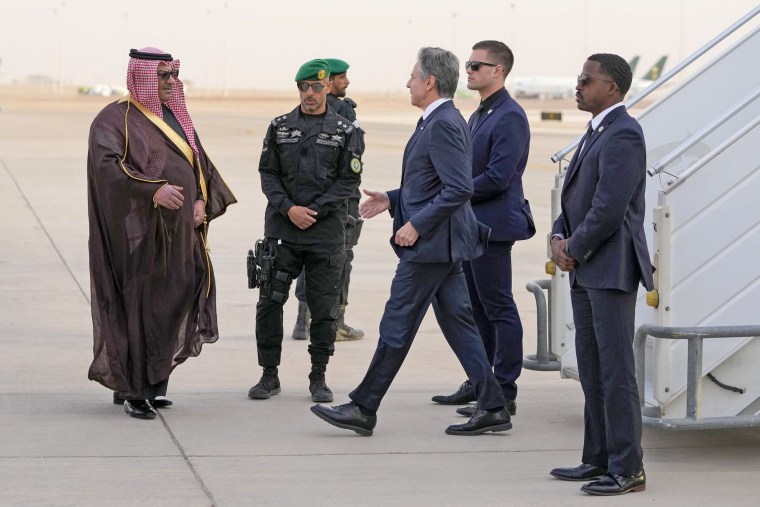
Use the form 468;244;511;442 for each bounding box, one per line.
548;53;653;495
432;40;535;417
311;47;511;436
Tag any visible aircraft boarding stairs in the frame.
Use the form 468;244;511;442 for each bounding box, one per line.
524;6;760;429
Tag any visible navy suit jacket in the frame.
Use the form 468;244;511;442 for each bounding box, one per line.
468;89;535;242
552;106;654;292
387;100;490;263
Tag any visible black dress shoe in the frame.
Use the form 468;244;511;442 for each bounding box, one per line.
445;407;512;435
115;392;173;408
432;380;476;405
150;396;173;408
550;463;608;481
457;400;516;417
124;400;156;419
581;471;646;495
310;402;377;436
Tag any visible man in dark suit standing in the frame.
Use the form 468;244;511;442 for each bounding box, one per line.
432;40;535;418
548;53;653;496
311;47;511;436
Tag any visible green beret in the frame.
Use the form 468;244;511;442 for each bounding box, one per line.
324;58;349;76
295;59;331;82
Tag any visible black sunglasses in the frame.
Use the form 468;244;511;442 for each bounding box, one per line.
157;70;179;81
576;74;615;87
297;81;326;92
465;61;499;71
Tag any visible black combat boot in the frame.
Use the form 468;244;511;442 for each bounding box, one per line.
309;363;333;402
292;300;310;340
248;367;281;399
335;304;364;341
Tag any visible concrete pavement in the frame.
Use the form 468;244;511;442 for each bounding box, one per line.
0;92;758;506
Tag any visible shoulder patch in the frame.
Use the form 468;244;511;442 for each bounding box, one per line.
350;157;362;174
335;121;354;134
271;115;288;127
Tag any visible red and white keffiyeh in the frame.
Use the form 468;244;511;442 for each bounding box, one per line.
126;46;198;155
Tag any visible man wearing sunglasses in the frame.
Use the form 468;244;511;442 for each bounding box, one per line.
250;59;363;404
549;53;652;496
290;58;365;344
87;47;236;419
432;41;535;422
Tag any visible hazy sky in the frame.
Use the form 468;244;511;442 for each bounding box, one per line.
1;0;758;93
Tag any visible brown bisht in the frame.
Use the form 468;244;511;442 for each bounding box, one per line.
87;96;236;398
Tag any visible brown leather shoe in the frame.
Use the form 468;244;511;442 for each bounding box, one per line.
550;463;607;481
581;471;646;495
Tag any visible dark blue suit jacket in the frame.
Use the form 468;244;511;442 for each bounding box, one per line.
552;105;654;293
468;89;535;242
387;101;490;263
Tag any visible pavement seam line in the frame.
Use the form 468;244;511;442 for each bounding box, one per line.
157;410;217;506
0;157;90;305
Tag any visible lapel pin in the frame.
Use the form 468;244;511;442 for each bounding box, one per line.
487;109;493;115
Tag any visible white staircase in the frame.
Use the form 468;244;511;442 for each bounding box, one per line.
528;6;760;428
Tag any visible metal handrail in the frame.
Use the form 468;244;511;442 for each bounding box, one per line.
634;323;760;429
523;279;560;371
664;114;760;192
551;5;760;164
648;87;760;177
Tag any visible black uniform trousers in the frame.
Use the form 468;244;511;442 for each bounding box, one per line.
294;243;355;306
295;198;361;307
571;283;643;476
349;260;505;412
462;240;522;401
256;240;345;366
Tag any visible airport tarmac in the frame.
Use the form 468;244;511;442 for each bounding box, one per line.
1;88;758;506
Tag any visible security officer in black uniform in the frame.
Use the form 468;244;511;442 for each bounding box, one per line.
291;58;365;342
325;58;358;126
249;59;363;403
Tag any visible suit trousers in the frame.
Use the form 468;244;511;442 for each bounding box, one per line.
571;283;643;476
463;241;522;401
350;260;505;412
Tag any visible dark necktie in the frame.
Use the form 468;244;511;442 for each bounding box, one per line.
470;104;484;132
578;123;594;155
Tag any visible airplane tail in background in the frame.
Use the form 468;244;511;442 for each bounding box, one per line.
641;56;667;81
628;55;640;76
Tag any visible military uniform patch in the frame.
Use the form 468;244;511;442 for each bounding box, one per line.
350;157;362;173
